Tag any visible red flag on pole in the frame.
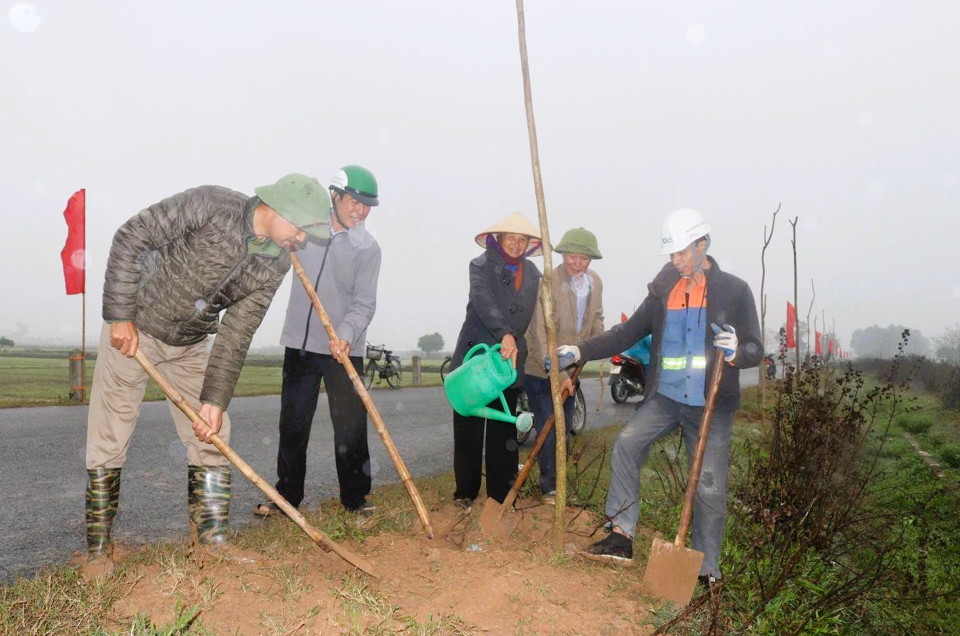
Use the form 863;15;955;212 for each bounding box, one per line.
828;339;834;355
815;331;823;355
786;302;797;348
621;312;628;323
60;189;85;295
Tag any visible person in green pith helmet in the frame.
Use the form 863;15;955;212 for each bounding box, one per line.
83;174;329;579
256;165;383;519
523;227;605;504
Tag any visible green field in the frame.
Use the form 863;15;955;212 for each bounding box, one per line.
0;351;605;408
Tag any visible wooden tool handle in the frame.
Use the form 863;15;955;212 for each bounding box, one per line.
674;349;726;546
499;364;585;514
132;349;380;578
289;254;435;539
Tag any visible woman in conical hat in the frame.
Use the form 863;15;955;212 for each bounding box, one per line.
449;212;542;506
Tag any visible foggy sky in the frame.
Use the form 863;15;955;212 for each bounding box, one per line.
2;1;958;355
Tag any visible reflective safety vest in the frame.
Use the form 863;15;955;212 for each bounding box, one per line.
658;276;707;406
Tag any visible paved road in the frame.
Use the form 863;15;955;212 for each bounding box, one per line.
0;369;756;582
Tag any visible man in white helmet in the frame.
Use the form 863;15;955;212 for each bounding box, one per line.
555;208;761;586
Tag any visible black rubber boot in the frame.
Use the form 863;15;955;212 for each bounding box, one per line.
187;465;231;546
82;467;121;579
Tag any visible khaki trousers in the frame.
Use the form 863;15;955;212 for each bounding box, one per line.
86;322;232;469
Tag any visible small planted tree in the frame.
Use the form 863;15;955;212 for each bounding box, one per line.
417;332;444;358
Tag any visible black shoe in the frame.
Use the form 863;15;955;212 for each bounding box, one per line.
454;497;473;511
580;532;634;563
698;573;720;588
344;499;376;517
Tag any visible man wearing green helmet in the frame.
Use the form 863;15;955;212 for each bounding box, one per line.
523;228;605;502
257;165;383;518
83;174;330;578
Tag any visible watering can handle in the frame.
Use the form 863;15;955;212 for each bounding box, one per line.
463;342;495;363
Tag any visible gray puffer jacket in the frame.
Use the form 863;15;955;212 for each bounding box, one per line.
102;186;290;409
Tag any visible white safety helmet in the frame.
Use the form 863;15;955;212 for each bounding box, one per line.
659;208;711;256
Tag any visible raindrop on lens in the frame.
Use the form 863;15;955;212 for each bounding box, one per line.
686;24;706;43
9;3;41;33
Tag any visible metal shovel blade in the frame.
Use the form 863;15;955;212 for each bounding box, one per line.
642;537;704;607
478;497;519;538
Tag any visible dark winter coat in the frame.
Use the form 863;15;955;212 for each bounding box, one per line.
450;247;542;389
102;186;290;409
578;256;762;410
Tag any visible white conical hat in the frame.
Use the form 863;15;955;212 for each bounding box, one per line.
474;212;543;257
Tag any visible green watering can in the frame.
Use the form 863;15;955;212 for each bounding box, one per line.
444;343;534;434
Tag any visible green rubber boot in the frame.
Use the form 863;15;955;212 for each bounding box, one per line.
187;465;231;546
82;467;121;579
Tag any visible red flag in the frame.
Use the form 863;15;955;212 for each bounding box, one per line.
621;312;628;323
60;189;85;295
786;302;797;348
828;339;834;355
815;331;823;355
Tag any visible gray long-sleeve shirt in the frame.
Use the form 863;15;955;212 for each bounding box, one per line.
279;223;381;355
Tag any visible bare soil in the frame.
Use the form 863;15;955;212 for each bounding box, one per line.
102;501;659;635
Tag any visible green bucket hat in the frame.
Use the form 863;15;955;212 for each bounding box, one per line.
255;174;332;240
555;227;602;259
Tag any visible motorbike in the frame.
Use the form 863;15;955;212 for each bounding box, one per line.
609;352;646;404
515;382;587;445
763;354;777;380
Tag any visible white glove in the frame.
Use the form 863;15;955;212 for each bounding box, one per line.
711;323;738;363
546;345;581;370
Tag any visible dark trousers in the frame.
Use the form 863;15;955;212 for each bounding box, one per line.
453;387;520;503
522;374;576;493
276;347;370;510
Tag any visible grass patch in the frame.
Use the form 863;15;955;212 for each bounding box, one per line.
897;412;935;435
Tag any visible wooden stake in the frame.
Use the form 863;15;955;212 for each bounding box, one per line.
288;254;435;539
514;0;567;551
132;350;380;578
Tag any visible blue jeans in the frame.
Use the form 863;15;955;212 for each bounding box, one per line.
605;392;733;578
523;374;576;493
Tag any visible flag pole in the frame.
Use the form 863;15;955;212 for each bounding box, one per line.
81;290;86;403
81;194;87;403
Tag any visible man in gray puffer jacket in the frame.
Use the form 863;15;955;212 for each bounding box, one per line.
83;174;330;578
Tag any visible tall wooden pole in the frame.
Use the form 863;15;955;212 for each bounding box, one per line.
789;217;801;374
515;0;567;551
758;204;779;423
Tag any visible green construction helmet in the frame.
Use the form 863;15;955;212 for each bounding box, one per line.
329;165;379;207
555;227;602;259
254;173;332;240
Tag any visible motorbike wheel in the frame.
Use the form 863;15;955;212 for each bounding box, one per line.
569;386;587;435
515;389;535;444
611;377;631;404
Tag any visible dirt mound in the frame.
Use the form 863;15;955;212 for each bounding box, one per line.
109;501;656;635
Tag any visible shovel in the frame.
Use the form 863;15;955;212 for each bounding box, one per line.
479;364;585;538
132;349;381;579
641;348;725;606
289;254;435;539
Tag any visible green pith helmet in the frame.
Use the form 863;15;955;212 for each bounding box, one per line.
555;227;602;259
254;174;332;240
329;165;379;207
